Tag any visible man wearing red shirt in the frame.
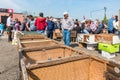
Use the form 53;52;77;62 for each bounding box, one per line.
35;12;47;34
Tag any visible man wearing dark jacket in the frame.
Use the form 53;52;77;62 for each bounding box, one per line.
46;17;55;39
35;12;47;34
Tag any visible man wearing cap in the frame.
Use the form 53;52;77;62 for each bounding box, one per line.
61;12;74;46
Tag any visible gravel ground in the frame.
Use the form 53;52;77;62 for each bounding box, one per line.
0;36;20;80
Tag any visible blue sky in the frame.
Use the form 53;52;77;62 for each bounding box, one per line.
0;0;120;20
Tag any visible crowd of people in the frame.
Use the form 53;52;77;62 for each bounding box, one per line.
0;12;119;46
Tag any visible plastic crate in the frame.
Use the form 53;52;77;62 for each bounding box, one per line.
98;43;119;53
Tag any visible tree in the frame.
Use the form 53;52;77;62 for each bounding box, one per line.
103;14;108;24
103;7;108;24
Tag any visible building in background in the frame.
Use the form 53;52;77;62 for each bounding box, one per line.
0;8;24;25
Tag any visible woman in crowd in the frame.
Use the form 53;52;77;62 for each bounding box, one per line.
27;15;36;31
83;20;91;34
15;18;21;31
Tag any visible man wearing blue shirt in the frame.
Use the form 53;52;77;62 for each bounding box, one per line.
108;15;115;33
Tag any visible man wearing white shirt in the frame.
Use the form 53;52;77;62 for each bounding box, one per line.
61;12;74;46
7;13;13;42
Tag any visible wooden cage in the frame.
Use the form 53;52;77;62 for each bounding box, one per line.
20;49;109;80
78;34;116;43
19;39;60;49
20;49;120;80
18;33;120;80
95;34;115;44
19;44;108;80
21;45;84;64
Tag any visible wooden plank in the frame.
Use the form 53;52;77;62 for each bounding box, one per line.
62;45;86;54
21;39;52;44
78;41;98;45
107;66;120;77
91;56;108;64
106;72;120;80
22;45;61;52
19;35;47;40
19;50;29;80
108;61;120;68
27;55;89;70
18;38;22;49
22;44;87;55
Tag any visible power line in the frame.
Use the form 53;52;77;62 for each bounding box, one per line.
90;7;107;18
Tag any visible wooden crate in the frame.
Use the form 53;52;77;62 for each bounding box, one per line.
19;44;111;80
95;34;115;44
18;33;120;80
79;34;119;44
21;45;83;64
18;34;50;50
70;30;77;38
20;53;108;80
53;29;62;39
83;34;95;43
19;39;60;49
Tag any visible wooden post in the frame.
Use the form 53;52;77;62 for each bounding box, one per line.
19;50;29;80
119;9;120;30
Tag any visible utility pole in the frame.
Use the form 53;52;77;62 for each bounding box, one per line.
90;7;107;19
103;7;107;24
104;7;107;17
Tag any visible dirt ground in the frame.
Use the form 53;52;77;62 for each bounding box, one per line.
0;36;20;80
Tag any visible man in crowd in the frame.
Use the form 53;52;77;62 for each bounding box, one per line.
61;12;74;46
7;13;14;42
35;12;47;34
108;15;115;33
46;16;55;39
21;16;28;31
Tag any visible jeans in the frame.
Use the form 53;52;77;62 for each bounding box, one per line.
83;29;89;34
63;29;71;46
0;29;4;36
8;27;13;42
37;30;44;34
47;31;53;39
108;30;114;33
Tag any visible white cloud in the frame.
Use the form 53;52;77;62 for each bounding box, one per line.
0;0;21;12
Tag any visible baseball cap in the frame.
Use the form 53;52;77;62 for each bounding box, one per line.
63;12;68;15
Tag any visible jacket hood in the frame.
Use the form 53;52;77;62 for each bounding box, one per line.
38;17;46;22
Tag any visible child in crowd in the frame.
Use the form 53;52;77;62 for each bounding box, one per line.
15;18;21;31
0;22;5;36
